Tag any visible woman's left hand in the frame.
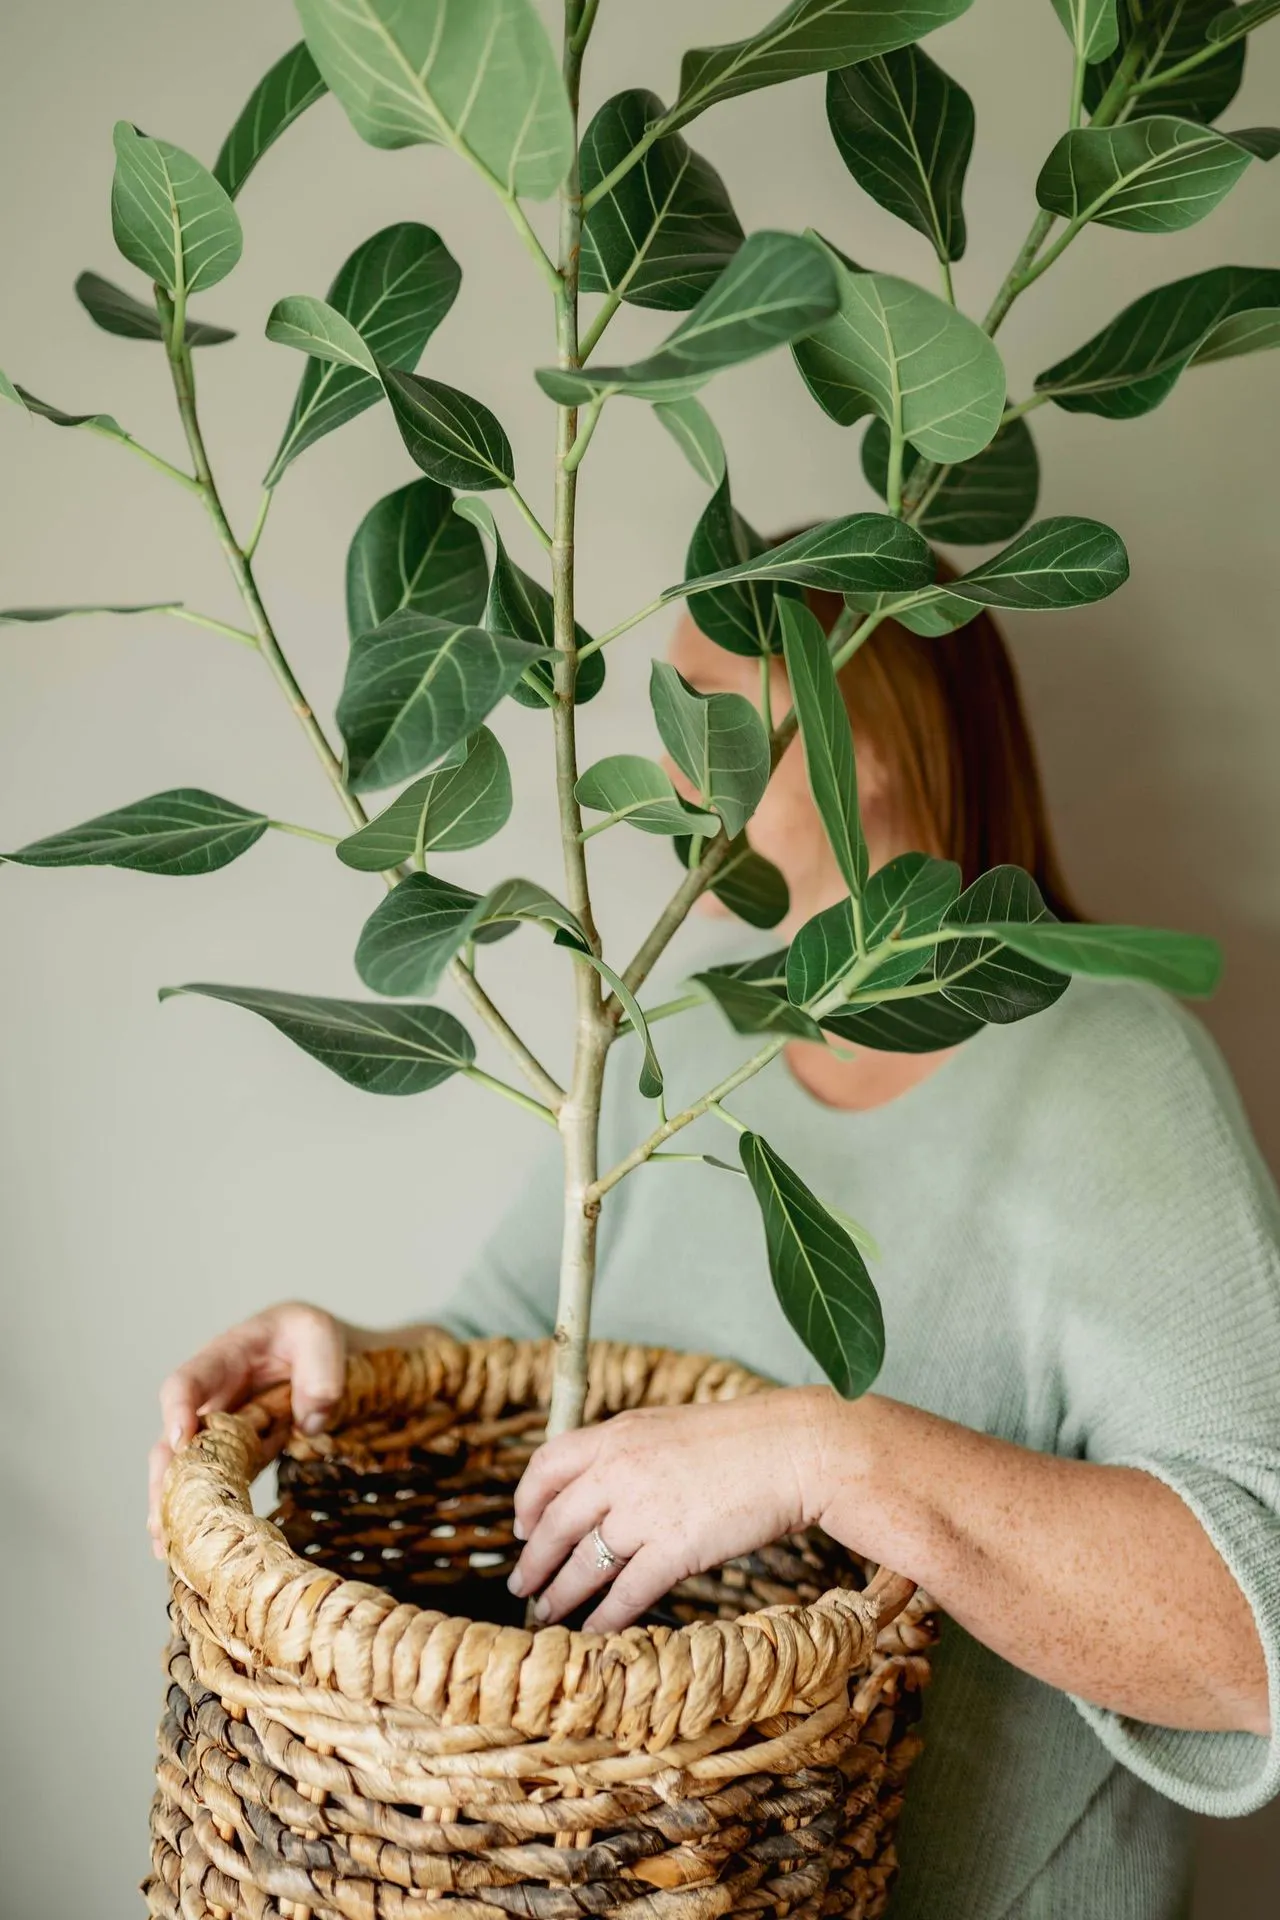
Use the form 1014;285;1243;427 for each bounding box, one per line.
509;1386;837;1632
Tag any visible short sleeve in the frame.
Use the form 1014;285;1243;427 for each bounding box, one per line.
1049;989;1280;1816
437;1141;562;1342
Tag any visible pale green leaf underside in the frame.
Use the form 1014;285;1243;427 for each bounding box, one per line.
356;871;587;999
576;755;718;837
1036;117;1280;234
336;727;511;869
650;661;770;839
959;920;1222;997
675;513;934;601
1208;0;1280;47
111;122;243;297
653;397;727;486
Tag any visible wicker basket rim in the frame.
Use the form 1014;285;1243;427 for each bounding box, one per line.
160;1335;912;1743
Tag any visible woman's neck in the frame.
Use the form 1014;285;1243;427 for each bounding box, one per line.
783;1035;954;1112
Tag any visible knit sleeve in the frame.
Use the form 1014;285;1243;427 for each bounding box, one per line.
437;1140;562;1342
1049;990;1280;1817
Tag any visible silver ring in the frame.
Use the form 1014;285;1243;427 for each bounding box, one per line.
589;1525;619;1572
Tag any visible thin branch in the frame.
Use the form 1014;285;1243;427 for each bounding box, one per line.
267;819;341;846
579;110;674;214
1001;391;1052;425
244;488;274;562
563;393;608;471
506;482;553;551
462;1064;559;1127
164;606;259;647
589;1036;788;1201
578;288;624;361
449;956;567;1110
575;596;666;661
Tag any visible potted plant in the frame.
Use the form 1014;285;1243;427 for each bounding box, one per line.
5;1;1274;1915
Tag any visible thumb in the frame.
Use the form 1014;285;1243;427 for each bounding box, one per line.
286;1311;347;1436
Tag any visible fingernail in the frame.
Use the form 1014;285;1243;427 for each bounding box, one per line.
507;1567;525;1597
512;1519;526;1541
533;1598;549;1623
301;1411;326;1435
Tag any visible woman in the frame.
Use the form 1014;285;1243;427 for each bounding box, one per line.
148;594;1280;1920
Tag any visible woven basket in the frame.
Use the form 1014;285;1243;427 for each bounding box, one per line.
147;1337;937;1920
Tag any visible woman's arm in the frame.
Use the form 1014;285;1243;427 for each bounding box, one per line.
509;1386;1270;1737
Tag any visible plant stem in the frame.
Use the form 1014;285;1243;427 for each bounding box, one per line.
576;596;666;660
1001;391;1052;424
462;1064;559;1127
938;253;956;305
578;289;624;361
589;1035;788;1201
980;209;1057;336
244;488;273;561
106;428;201;493
886;426;906;518
449;957;566;1109
267;819;341;846
563;393;608;471
506;483;553;551
1070;49;1087;130
164;607;259;647
579;110;674;215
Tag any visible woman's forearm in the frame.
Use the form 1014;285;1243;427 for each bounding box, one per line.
814;1392;1270;1736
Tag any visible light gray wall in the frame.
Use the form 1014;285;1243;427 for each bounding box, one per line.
1;3;1277;1913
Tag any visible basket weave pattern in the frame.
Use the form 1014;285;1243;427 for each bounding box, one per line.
146;1338;936;1920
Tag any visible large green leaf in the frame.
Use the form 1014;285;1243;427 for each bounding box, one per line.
653;396;727;486
537;231;839;405
1036;118;1280;234
265;224;460;485
162;983;474;1093
111;123;242;299
826;45;974;262
336;728;511;869
74;270;234;347
866;516;1130;635
822;991;982;1051
675;833;790;928
779;598;867;897
0;602;179;625
384;370;514;491
1208;0;1280;47
337;613;534;791
1034;265;1280;417
861;415;1041;544
213;41;329;198
794;247;1006;462
580;90;743;311
959;920;1222;996
696;968;823;1039
740;1131;884;1399
293;0;573;197
682;470;798;656
576;756;718;837
4;790;268;876
346;478;488;641
650;662;771;839
356;873;586;998
1086;0;1245;123
672;0;976;131
675;513;935;604
786;900;859;1005
933;867;1067;1023
1049;0;1120;66
860;852;963;989
452;498;603;709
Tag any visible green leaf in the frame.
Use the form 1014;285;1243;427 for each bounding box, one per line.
960;921;1222;997
384;369;514;490
355;872;586;998
650;661;770;838
4;790;268;875
567;946;665;1097
860;852;962;989
676;833;790;928
672;0;976;130
826;45;974;262
1034;265;1280;418
1036;118;1280;234
822;991;982;1052
779;598;867;896
267;294;379;374
453;498;604;709
161;984;474;1094
74;270;234;347
934;867;1068;1023
337;613;534;791
111;122;242;299
682;470;798;656
1048;0;1120;66
213;41;329;197
537;231;839;404
676;511;935;606
294;0;573;197
1208;0;1280;46
576;756;718;837
786;899;859;1005
1086;0;1245;123
696;967;823;1039
862;414;1041;545
346;478;488;641
265;223;461;485
872;516;1130;635
581;89;743;311
740;1131;884;1399
1;378;131;446
336;727;511;869
0;602;179;625
653;396;726;486
793;245;1006;462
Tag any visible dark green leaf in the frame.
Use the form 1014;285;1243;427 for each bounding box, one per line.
336;728;511;869
872;516;1130;634
1049;0;1120;65
4;790;268;875
213;41;329;198
826;45;974;261
161;983;474;1093
1086;0;1245;122
653;396;726;485
384;369;514;490
682;470;798;656
650;661;770;838
786;899;859;1005
676;833;790;928
740;1130;884;1399
452;498;604;709
0;378;131;446
779;598;867;897
1208;0;1280;46
794;242;1006;462
580;89;743;310
537;231;839;404
337;613;534;791
294;0;572;196
696;968;823;1039
265;224;461;485
672;0;976;130
74;270;234;346
111;122;242;298
1036;118;1280;234
0;602;179;625
860;852;962;989
1034;265;1280;417
676;511;935;605
346;478;488;641
576;755;718;837
356;872;586;998
862;414;1041;544
961;920;1222;996
934;867;1068;1023
822;991;982;1052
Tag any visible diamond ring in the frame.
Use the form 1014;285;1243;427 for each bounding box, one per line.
590;1526;620;1572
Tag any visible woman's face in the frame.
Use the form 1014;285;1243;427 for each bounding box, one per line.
665;615;910;926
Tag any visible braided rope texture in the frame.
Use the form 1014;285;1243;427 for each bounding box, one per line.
146;1338;936;1920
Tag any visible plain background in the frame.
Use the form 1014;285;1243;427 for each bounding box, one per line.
1;1;1277;1912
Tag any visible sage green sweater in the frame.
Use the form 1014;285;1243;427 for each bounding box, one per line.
445;962;1280;1918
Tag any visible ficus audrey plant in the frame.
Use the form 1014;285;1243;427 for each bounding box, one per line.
4;0;1274;1444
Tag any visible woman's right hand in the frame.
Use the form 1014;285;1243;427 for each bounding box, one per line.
147;1301;358;1557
